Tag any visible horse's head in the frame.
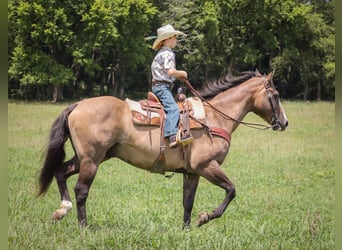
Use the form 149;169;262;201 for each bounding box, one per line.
253;71;288;131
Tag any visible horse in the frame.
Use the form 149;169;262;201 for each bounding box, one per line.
37;70;288;228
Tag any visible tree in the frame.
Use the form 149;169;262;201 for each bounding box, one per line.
8;0;334;101
8;0;156;101
270;0;335;100
8;0;74;101
111;0;157;98
134;0;336;100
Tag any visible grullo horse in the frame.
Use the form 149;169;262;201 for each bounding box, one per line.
38;71;288;228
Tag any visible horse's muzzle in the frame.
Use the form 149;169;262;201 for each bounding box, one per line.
272;120;288;131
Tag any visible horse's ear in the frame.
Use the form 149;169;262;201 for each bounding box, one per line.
267;69;276;81
255;68;262;77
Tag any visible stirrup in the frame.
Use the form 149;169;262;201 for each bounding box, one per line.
177;130;193;145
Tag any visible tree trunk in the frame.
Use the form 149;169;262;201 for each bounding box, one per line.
111;71;118;96
36;85;41;102
41;84;46;101
52;84;63;103
119;84;125;98
85;78;94;97
303;81;309;101
100;71;105;95
227;59;234;77
111;69;116;96
119;69;126;99
316;80;321;101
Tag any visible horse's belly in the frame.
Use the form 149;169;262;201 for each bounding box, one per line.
112;144;184;171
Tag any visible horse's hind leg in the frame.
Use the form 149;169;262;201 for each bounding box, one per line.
74;158;99;227
196;160;236;227
52;156;80;221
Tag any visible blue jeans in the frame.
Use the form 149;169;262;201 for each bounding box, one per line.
152;83;179;137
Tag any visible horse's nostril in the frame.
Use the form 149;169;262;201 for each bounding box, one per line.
285;121;289;127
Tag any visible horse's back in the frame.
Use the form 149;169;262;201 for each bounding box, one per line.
70;96;129;130
76;95;125;112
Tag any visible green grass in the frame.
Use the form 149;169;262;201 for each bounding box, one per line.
8;101;335;249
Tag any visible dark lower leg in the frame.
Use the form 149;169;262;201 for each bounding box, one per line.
197;184;235;227
208;185;235;220
55;160;78;200
74;182;90;227
182;173;200;228
74;161;97;227
196;160;236;227
53;158;79;220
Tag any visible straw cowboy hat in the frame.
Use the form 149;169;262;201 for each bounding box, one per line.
152;24;186;50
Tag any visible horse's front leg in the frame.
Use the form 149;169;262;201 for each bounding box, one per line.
52;156;79;221
182;173;200;229
196;160;236;227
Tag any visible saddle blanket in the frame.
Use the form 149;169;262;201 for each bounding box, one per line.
125;97;206;127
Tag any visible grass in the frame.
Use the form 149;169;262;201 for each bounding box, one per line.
8;101;335;249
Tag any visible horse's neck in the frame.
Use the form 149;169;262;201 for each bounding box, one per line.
207;82;258;133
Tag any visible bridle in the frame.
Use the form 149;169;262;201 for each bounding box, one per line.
263;79;281;130
183;77;280;130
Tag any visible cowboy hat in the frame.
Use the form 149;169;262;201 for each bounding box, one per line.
152;24;186;50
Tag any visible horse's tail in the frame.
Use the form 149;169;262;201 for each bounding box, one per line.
38;103;78;196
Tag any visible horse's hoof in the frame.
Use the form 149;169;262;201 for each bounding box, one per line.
52;208;66;221
196;211;210;227
183;223;191;231
79;220;87;228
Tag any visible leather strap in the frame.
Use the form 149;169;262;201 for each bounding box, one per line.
152;80;172;84
189;114;231;144
152;81;173;88
208;127;231;145
151;108;167;174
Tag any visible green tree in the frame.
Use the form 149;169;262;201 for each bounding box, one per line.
8;0;334;101
271;0;335;100
158;0;335;100
8;0;74;101
8;0;156;101
111;0;157;98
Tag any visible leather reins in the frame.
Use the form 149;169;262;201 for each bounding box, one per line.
183;78;277;130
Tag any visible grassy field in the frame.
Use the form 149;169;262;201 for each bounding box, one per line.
8;101;335;249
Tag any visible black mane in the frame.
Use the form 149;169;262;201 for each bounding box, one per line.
197;71;258;99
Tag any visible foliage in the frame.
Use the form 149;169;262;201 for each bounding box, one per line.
8;1;74;86
8;0;334;101
270;0;335;100
8;0;157;100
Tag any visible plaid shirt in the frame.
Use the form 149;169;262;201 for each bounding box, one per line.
151;46;176;83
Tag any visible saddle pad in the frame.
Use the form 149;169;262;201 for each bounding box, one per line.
125;97;206;121
187;97;205;120
126;98;160;119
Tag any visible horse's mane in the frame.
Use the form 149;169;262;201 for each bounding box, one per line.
197;71;259;99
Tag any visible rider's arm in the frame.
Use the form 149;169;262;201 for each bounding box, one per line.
168;68;187;80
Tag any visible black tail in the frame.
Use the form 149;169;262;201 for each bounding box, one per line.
38;103;78;196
